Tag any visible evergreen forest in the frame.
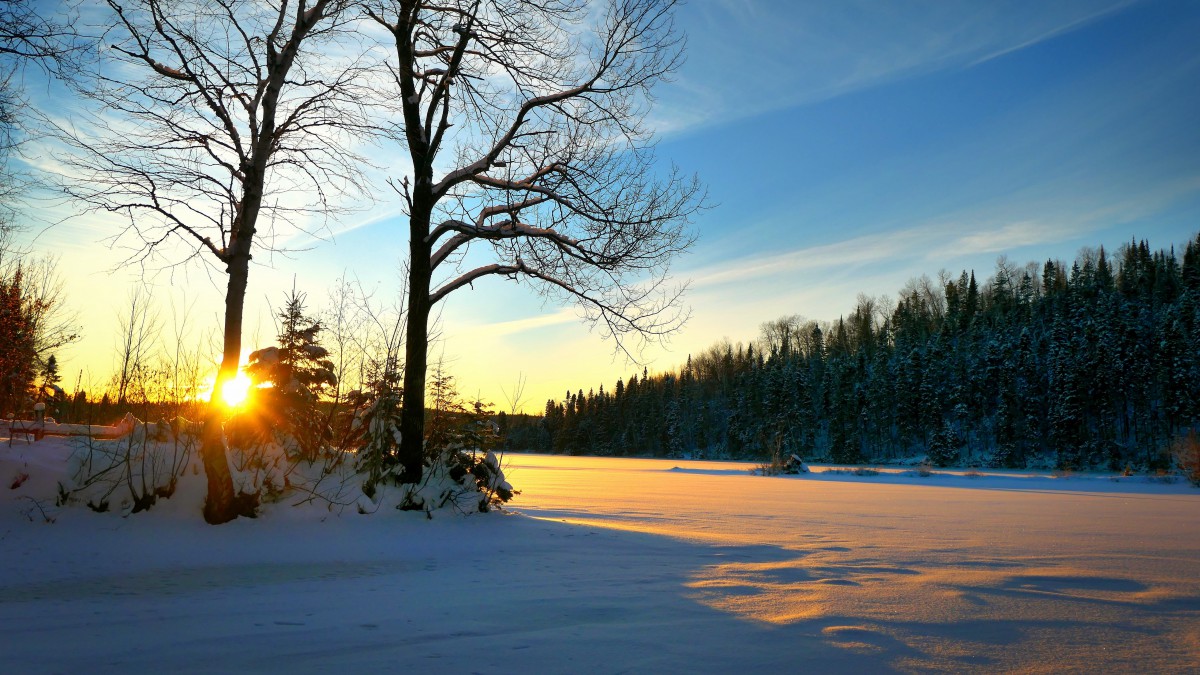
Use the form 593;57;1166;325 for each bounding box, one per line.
505;235;1200;471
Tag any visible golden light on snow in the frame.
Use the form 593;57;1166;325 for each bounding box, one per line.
220;373;254;408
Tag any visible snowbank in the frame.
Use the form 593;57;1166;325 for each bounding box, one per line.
5;412;144;441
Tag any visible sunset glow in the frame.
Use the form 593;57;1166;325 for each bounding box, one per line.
219;373;253;409
28;1;1197;412
3;2;1199;673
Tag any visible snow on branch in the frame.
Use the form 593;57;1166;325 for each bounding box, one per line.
430;218;581;269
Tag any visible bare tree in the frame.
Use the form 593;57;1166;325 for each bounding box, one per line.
1;0;77;144
1;0;83;237
0;0;78;62
367;0;703;483
163;297;214;413
320;273;367;433
501;372;527;416
56;0;374;523
111;286;159;406
759;315;808;356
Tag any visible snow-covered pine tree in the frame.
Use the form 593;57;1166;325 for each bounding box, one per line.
244;291;336;462
348;354;404;499
536;234;1200;471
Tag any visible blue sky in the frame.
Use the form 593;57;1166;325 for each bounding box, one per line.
19;0;1200;411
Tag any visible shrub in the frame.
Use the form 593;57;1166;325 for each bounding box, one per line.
58;417;197;514
347;359;516;513
1173;430;1200;487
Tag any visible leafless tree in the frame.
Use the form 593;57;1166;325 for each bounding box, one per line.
55;0;375;522
501;372;527;416
1;0;83;237
0;0;78;62
111;286;159;405
1;0;77;139
900;274;946;321
162;298;214;413
0;250;79;416
320;274;367;431
759;315;808;356
367;0;704;483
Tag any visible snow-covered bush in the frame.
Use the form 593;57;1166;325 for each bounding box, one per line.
756;446;808;476
347;363;515;514
59;417;197;514
224;414;289;504
445;449;515;509
376;449;515;515
344;355;405;499
420;369;513;510
758;451;806;473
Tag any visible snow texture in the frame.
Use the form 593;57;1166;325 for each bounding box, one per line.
2;443;1198;673
5;412;139;440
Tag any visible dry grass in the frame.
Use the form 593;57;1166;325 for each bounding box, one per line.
822;467;880;477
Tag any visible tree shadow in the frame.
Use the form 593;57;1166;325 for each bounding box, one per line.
3;512;1198;673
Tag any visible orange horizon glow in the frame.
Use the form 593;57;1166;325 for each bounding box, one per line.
219;373;254;408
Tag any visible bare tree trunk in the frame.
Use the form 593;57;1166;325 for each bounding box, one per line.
201;251;249;524
199;420;239;523
201;156;268;522
398;211;431;484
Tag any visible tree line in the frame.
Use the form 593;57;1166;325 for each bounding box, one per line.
511;235;1200;471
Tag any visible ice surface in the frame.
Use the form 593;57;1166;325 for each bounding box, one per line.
2;443;1198;673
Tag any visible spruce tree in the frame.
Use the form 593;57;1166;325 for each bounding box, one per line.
244;291;336;461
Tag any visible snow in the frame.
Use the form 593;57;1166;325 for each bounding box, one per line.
5;412;139;439
2;442;1199;673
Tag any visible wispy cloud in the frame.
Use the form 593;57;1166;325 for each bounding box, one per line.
459;307;581;338
966;1;1139;68
687;173;1200;291
928;220;1086;261
687;228;931;289
279;202;408;250
652;0;1135;137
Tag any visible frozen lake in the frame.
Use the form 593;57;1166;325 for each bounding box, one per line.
2;447;1199;673
509;454;1200;672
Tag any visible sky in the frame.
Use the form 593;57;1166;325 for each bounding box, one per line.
11;0;1200;413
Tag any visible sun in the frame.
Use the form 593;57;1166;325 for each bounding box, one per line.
220;373;254;408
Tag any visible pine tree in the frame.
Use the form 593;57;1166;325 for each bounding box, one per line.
0;265;37;416
350;353;404;496
244;291;336;461
40;354;61;393
539;233;1200;471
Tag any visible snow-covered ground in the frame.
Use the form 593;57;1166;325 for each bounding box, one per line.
2;440;1199;673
